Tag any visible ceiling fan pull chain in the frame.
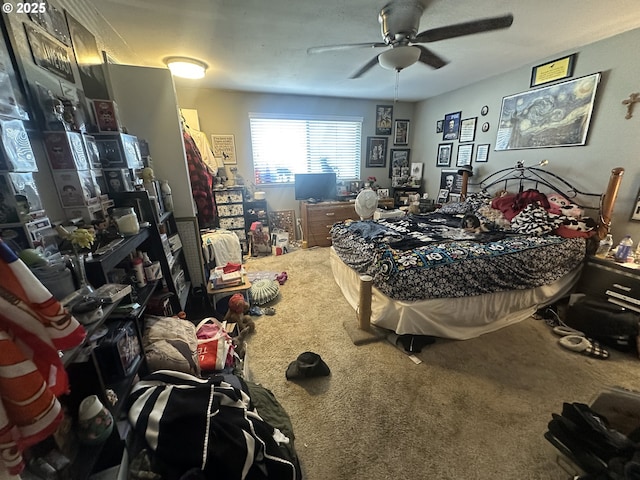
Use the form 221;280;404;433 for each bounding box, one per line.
394;70;400;103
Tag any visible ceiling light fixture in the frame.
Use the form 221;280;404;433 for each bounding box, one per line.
164;57;208;79
378;46;420;72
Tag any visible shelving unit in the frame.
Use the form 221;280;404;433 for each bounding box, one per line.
110;191;191;314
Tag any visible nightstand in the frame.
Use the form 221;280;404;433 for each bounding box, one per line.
574;256;640;313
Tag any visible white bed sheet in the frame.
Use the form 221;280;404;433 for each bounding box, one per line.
330;247;581;340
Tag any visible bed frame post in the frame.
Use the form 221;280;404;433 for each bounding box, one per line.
358;275;373;331
342;274;384;346
598;167;625;239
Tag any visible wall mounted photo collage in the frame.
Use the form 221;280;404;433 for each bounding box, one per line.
435;106;491;172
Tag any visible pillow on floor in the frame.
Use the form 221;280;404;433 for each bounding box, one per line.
143;315;200;375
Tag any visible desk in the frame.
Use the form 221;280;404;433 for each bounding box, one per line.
207;275;252;310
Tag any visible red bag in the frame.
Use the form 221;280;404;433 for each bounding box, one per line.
195;317;235;371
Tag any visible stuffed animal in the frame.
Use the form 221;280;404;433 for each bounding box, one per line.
224;293;256;357
547;193;583;218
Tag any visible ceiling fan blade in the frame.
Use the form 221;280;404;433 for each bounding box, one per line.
414;14;514;43
349;55;381;79
416;45;448;69
307;42;387;55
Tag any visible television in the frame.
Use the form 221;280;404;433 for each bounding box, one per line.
294;173;337;201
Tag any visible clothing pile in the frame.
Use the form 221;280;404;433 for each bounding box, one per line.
127;370;301;479
545;402;640;479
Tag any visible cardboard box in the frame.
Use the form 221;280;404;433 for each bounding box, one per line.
43;131;89;170
0;172;44;223
0;217;58;257
103;169;133;194
53;170;100;207
92;168;109;201
63;204;104;223
92;99;121;132
82;134;102;169
0;118;37;172
94;133;143;169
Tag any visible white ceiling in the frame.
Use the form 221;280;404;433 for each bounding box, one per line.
87;0;640;102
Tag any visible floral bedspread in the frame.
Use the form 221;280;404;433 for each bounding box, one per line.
331;213;586;301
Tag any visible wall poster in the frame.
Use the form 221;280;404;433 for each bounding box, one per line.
495;73;600;151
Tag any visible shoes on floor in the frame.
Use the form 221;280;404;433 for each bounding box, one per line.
558;335;609;360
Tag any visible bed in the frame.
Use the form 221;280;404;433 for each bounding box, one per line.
330;163;624;340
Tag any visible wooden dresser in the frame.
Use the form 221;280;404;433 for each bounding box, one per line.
301;201;359;248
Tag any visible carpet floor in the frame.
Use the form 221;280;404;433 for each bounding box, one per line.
241;247;640;480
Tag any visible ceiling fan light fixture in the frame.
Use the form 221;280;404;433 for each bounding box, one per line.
378;45;420;71
164;57;208;79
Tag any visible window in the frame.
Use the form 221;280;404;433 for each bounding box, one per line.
249;114;362;185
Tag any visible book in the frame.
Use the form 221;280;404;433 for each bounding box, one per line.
93;283;132;303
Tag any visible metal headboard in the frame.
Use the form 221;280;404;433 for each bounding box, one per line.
466;161;625;240
468;160;601;209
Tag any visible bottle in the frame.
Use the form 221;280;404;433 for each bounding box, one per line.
160;180;173;212
595;234;614;258
613;235;633;263
132;256;147;287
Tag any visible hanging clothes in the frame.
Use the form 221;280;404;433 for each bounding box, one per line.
0;240;86;475
183;129;217;228
188;127;223;176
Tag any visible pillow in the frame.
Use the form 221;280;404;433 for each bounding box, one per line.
249;279;280;305
511;203;561;236
143;315;200;375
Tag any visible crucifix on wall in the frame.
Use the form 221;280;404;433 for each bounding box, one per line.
622;92;640;119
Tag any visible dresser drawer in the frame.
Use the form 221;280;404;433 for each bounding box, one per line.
218;203;244;217
214;189;243;204
575;258;640;312
219;216;245;230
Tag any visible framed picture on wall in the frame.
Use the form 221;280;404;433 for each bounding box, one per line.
393;119;409;145
375;104;393;135
437;143;452;167
442;111;461;141
366;136;387;167
211;134;237;164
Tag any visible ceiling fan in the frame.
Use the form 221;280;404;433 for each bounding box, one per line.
307;0;514;79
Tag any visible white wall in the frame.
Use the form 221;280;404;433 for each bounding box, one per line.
174;87;415;216
413;27;640;245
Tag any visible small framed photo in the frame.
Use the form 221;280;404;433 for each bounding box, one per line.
366;136;387;167
436;120;444;134
375;105;393;135
475;144;490;163
442;111;461;141
393;119;409;145
456;144;474;167
410;162;423;180
631;187;640;222
440;169;462;194
437;143;452;167
377;188;390;198
449;193;461;203
437;189;450;204
459;117;477;143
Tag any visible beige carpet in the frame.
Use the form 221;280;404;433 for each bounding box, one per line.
242;247;639;480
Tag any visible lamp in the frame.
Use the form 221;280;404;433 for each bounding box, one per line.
378;46;421;71
164;57;208;79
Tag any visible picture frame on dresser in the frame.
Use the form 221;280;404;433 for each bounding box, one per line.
631;187;640;221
